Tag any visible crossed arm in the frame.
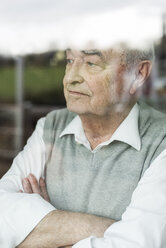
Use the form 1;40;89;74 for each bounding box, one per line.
16;174;115;248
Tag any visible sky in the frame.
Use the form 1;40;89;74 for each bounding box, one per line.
0;0;166;56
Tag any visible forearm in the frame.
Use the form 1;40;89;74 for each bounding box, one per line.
17;209;115;248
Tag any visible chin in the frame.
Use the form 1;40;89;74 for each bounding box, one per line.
66;101;89;115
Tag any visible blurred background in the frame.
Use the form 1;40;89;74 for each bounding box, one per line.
0;0;166;178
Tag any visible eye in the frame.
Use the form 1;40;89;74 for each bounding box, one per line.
87;61;96;67
66;59;74;65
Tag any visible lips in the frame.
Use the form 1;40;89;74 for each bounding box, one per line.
68;90;89;96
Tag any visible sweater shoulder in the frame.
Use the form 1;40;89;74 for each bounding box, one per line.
46;108;76;125
139;101;166;133
43;108;76;142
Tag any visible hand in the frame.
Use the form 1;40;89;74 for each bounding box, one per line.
21;173;50;202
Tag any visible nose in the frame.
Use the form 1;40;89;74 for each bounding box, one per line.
65;62;84;84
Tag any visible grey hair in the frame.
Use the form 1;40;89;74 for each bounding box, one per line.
124;46;155;70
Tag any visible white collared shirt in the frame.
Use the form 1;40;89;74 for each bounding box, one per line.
60;103;141;152
0;104;166;247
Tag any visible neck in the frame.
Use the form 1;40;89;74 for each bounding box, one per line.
79;103;135;150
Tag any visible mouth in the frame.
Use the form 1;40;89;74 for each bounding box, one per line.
68;90;89;96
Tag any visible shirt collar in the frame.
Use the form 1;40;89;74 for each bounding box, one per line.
59;115;90;146
59;103;141;151
111;103;141;151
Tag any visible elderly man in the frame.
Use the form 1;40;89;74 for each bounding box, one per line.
0;44;166;248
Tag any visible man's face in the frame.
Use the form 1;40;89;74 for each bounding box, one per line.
63;48;129;116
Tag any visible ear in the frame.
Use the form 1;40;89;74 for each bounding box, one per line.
130;60;152;95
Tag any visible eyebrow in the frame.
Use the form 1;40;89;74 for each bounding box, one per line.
65;49;104;61
81;49;102;57
66;48;102;57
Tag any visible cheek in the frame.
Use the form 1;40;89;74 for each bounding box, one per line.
63;76;68;92
63;74;67;87
90;75;113;102
114;66;128;94
95;74;121;107
63;79;68;101
98;74;114;97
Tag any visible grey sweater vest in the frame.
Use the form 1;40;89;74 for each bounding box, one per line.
44;101;166;221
